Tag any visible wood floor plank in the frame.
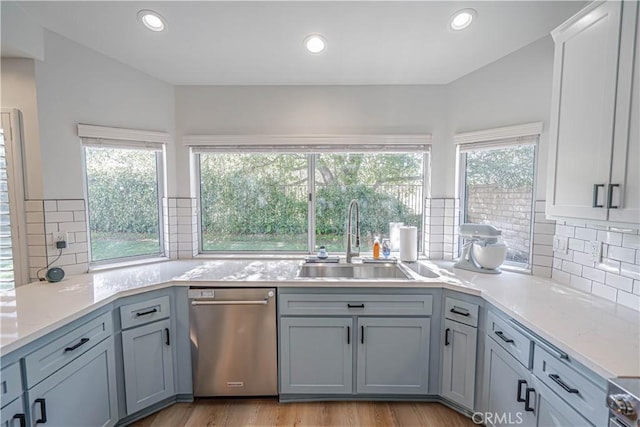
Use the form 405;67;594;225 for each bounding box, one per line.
131;398;475;427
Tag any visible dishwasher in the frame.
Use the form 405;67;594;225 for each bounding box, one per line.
189;287;277;396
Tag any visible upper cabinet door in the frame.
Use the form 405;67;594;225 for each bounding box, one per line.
547;1;622;221
609;1;640;224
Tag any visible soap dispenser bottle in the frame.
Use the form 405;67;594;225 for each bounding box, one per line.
373;236;381;259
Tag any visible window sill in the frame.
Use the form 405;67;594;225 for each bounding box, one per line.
88;256;171;273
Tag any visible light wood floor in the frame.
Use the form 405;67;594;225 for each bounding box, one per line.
131;398;475;427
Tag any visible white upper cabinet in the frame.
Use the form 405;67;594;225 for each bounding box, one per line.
547;1;639;225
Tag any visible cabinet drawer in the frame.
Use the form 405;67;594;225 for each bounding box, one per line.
279;294;433;316
444;297;478;327
486;311;533;368
0;363;22;408
120;295;170;330
24;311;112;389
533;346;607;427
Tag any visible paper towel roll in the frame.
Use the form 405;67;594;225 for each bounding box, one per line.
399;226;418;262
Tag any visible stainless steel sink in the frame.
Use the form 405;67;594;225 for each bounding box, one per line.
400;262;440;278
297;263;412;280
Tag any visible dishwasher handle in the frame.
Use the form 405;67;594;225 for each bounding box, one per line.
191;299;268;306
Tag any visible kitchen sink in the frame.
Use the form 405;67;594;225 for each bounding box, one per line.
400;262;440;278
297;263;413;280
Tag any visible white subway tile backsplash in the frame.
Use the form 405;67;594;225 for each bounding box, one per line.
535;223;556;235
617;291;640;311
25;200;43;212
56;200;85;211
582;266;606;283
574;227;598;241
534;234;554;246
597;230;623;246
44;211;74;223
532;266;552;277
44;200;57;212
561;260;582;276
556;225;575;238
569;275;592;293
548;221;640;311
73;211;86;222
552;269;570;284
567;238;585;252
607;246;636;264
591;282;617;302
620;262;640;281
58;221;86;233
533;245;553;256
572;251;594;267
533;255;553;267
605;272;633;293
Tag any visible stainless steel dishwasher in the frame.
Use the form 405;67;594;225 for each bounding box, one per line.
189;287;277;396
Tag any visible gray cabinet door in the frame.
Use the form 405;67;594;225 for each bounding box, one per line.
442;318;477;410
1;397;26;427
483;337;536;427
27;337;118;427
532;377;592;427
121;318;174;415
356;317;429;395
280;317;353;395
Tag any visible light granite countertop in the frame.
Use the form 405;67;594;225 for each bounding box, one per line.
1;258;638;379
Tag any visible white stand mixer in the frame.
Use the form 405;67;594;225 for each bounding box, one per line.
454;224;508;274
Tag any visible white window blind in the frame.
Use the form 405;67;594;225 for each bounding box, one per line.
0;130;15;290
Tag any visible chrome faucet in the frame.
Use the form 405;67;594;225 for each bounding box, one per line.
345;199;360;263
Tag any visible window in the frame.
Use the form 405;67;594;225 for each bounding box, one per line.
315;153;424;252
0;110;26;290
0;130;15;290
199;153;308;251
196;142;428;254
83;144;164;263
458;130;539;269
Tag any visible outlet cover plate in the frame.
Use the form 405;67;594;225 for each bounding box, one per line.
553;236;569;254
589;241;602;263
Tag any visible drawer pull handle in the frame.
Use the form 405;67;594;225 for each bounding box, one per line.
517;379;527;402
445;328;450;346
593;184;605;208
35;398;47;424
361;325;364;344
450;307;470;316
607;183;620;209
524;387;536;412
347;304;365;309
347;326;350;345
13;414;26;427
64;338;89;352
495;331;514;344
549;374;579;394
165;328;170;346
136;308;158;317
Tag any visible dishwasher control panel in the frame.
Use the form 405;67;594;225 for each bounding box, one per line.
189;289;215;299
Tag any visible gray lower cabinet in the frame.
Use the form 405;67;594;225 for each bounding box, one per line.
356;317;430;394
27;336;118;427
441;318;477;410
483;337;536;427
1;398;26;427
532;376;591;427
121;318;174;414
280;317;352;394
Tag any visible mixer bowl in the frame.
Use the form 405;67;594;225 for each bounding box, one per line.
471;243;508;270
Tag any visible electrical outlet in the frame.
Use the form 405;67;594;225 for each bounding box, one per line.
589;241;602;263
52;231;69;248
553;236;568;254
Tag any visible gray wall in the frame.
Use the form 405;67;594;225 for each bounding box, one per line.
448;36;555;200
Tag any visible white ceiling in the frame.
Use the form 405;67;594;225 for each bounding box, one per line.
15;1;585;86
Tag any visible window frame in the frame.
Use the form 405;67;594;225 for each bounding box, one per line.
455;123;542;271
0;109;28;288
191;136;431;255
79;124;169;266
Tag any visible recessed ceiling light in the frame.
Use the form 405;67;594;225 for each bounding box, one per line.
450;9;476;31
304;34;326;54
137;10;166;32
